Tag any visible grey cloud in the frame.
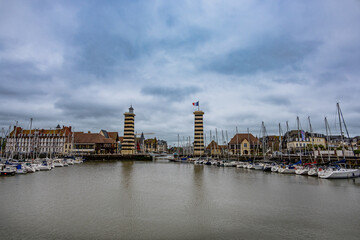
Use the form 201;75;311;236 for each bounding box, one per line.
75;34;140;77
261;96;291;106
0;60;50;99
54;96;125;119
202;37;319;76
141;86;201;101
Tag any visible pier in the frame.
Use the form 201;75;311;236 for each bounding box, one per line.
82;154;152;161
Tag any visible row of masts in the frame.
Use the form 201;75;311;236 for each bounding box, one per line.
175;103;354;160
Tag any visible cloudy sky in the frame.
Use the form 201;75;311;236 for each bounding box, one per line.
1;0;360;145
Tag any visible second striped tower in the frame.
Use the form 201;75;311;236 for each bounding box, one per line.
193;110;204;156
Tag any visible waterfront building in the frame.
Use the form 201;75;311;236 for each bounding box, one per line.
71;131;117;154
206;140;226;156
6;125;72;156
0;137;5;155
228;133;257;155
144;138;157;153
100;130;120;153
266;135;280;152
157;140;168;153
284;131;326;152
121;106;135;155
193;110;204;156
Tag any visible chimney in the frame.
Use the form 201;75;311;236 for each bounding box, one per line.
88;131;91;134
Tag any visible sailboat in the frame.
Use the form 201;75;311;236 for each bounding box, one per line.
318;103;360;179
309;117;331;176
296;117;314;175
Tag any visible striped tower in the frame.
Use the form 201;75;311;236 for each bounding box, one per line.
121;106;135;155
193;110;204;156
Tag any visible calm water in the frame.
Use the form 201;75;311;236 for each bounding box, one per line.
1;161;360;240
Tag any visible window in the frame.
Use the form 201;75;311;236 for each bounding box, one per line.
244;143;247;147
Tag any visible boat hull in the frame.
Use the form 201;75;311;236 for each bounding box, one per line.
319;169;360;179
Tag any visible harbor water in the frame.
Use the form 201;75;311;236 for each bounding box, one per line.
1;161;360;240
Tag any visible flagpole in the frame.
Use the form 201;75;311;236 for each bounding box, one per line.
198;101;200;111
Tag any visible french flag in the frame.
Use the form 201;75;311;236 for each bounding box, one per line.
192;101;199;106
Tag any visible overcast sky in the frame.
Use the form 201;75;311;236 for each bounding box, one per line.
1;0;360;145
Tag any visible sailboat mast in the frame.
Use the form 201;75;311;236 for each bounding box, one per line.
12;121;18;159
279;123;282;161
177;134;180;157
210;130;213;158
297;117;302;162
325;117;331;163
215;128;219;159
226;130;229;159
29;118;33;159
308;116;316;160
262;123;265;161
337;103;345;160
236;127;239;160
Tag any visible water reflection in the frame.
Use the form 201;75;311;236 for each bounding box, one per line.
192;165;205;205
0;161;359;240
121;161;134;189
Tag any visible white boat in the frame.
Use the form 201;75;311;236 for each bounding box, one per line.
224;161;237;167
24;162;36;173
278;165;296;174
0;164;16;176
271;165;279;172
236;162;246;168
53;159;64;167
74;157;84;164
15;164;27;174
62;159;69;167
32;163;40;171
38;161;52;171
318;167;359;179
253;163;264;170
242;162;250;169
307;167;318;176
263;163;272;172
194;160;203;165
295;166;310;175
66;159;74;165
248;162;263;170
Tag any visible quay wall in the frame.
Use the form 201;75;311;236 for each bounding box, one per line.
83;154;152;161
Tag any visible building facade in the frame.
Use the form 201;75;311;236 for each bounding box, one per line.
121;106;135;155
206;140;227;156
228;133;257;155
193;110;204;156
144;138;157;153
157;140;168;153
284;130;326;152
70;131;117;154
6;125;72;156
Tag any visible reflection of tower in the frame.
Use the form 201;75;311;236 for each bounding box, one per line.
193;110;204;156
121;106;135;155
